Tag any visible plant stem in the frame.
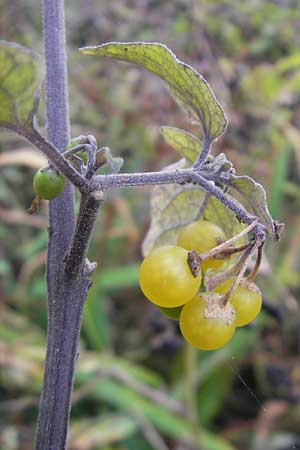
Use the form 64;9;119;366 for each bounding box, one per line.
35;192;101;450
35;1;96;449
26;127;268;243
193;220;258;263
92;170;264;239
35;277;90;450
41;0;74;298
65;191;103;279
247;243;263;282
22;127;90;194
192;136;211;169
222;242;257;305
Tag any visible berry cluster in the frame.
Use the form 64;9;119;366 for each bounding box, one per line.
139;220;262;351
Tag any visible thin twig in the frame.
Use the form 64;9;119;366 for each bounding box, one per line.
195;220;258;262
222;242;258;305
92;170;264;240
215;242;251;258
205;242;254;291
192;135;211;169
247;243;263;282
22;127;90;194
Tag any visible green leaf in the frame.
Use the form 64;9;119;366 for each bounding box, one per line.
142;159;244;256
142;159;206;256
95;146;124;173
98;264;139;290
96;379;188;439
83;291;110;351
103;147;124;173
76;378;236;450
123;434;156;450
76;355;236;449
160;126;202;162
275;52;300;74
229;175;276;237
80;42;227;140
203;196;245;243
173;325;261;407
0;41;42;132
77;353;163;388
83;265;139;351
197;367;233;427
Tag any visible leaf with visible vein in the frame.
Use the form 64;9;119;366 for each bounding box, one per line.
80;42;227;141
0;41;42;132
229;175;276;238
142;159;205;255
203;196;245;241
142;158;244;256
160;126;202;162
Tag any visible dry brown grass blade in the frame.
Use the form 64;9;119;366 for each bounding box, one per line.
0;148;47;168
0;207;48;228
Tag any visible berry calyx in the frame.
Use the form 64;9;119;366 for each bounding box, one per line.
213;277;262;327
179;294;236;350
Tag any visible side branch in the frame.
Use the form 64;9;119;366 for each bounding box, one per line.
192;136;211;169
65;190;103;278
91;169;265;241
22;127;90;194
189;172;257;226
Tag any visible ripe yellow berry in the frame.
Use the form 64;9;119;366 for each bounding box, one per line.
180;294;236;350
213;277;262;327
177;220;226;272
139;246;201;308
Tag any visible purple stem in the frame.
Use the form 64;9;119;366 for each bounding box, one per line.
192;136;211;169
22;127;89;193
91;169;264;240
35;1;98;449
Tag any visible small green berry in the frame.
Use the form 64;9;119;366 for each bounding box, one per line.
33;167;65;200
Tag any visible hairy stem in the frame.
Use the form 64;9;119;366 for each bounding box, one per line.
65;191;103;279
25;125;267;243
35;276;90;450
192;136;211;169
92;169;263;239
23;127;89;194
35;1;94;449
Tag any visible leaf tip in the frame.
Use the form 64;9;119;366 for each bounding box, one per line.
79;46;95;55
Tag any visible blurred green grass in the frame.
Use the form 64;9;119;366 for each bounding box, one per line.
1;0;300;449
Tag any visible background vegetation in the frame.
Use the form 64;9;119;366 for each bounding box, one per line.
1;1;300;449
